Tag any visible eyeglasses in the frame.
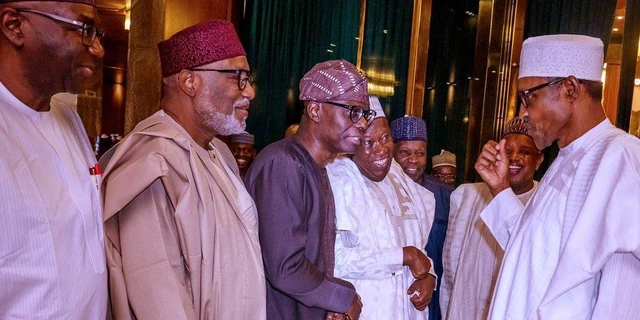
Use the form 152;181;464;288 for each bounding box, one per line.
517;77;566;108
16;8;104;47
188;68;254;91
433;173;456;180
322;101;377;124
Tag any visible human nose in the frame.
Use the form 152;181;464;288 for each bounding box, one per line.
354;114;368;131
88;37;105;59
242;81;256;100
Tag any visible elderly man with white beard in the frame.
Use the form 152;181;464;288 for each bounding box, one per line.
99;20;266;319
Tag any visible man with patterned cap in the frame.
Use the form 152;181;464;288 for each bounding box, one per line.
100;20;266;319
440;117;543;320
328;96;436;319
245;59;372;320
231;131;256;178
476;34;640;319
0;0;107;318
432;150;457;187
390;115;454;320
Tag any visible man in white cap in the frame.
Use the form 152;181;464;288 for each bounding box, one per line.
328;95;436;319
432;150;457;187
440;117;543;320
476;34;640;319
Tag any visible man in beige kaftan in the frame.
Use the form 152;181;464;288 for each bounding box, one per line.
101;20;266;319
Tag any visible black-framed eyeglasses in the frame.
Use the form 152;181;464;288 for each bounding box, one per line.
188;68;254;91
16;8;104;47
323;101;376;124
517;77;566;108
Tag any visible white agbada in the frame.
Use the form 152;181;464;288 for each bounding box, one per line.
0;81;107;319
441;182;537;320
328;157;436;320
481;120;640;319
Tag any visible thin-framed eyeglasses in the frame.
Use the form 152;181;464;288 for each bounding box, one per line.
322;101;377;124
188;68;254;91
517;77;566;108
15;8;104;47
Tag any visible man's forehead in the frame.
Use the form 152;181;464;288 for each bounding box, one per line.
505;133;538;149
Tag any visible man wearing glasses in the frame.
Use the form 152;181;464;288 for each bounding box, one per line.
476;34;640;319
0;0;107;318
244;60;370;320
100;20;266;319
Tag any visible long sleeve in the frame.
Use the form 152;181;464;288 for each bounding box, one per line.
479;188;523;250
102;138;197;320
439;186;466;319
246;155;356;313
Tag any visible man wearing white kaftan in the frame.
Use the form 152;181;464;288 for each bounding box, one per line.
476;35;640;319
0;81;108;318
101;110;266;319
481;121;640;319
0;0;108;316
328;158;436;319
440;182;537;320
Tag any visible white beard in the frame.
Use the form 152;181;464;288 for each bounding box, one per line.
194;87;247;136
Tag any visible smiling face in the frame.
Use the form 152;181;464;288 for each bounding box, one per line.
17;3;105;95
231;142;255;173
503;133;544;195
320;101;369;155
352;118;394;182
393;140;427;183
193;56;255;136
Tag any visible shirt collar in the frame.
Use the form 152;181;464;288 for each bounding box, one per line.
559;119;612;156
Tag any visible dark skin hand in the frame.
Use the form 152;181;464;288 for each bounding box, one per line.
408;274;436;311
325;293;362;320
403;246;432;280
475;139;510;197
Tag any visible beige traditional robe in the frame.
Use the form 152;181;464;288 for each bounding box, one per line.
101;110;266;320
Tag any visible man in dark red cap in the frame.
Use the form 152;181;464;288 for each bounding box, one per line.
245;59;372;320
100;20;266;319
0;0;107;318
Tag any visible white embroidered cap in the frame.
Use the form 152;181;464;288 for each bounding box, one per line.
368;95;385;119
519;34;604;81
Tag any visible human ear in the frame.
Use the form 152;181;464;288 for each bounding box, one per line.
0;8;25;47
306;102;321;123
564;75;582;102
178;70;197;97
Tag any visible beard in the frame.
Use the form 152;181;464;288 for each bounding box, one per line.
194;89;248;136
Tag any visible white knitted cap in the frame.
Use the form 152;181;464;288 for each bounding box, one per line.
519;34;604;81
368;95;385;119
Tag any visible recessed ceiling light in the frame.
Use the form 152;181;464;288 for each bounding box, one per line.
613;28;619;32
616;15;624;20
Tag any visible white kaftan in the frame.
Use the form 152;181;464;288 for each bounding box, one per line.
441;182;537;320
481;120;640;319
328;158;436;320
0;81;108;319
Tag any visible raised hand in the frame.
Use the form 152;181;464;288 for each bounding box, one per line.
474;139;510;196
